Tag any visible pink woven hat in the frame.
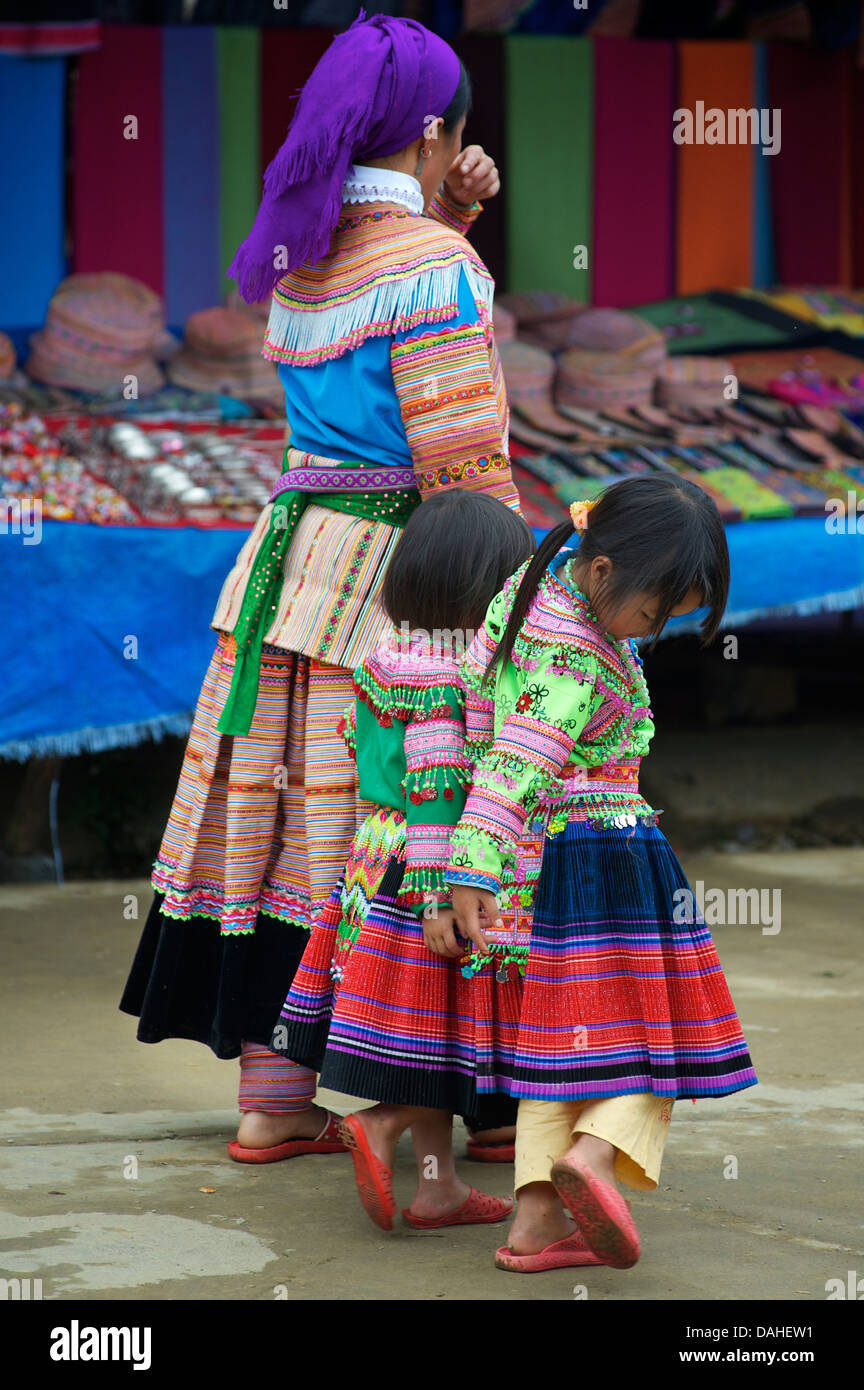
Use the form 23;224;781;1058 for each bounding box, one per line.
564;308;667;365
555;350;658;413
26;272;166;393
553;309;668;414
656;355;735;412
167;307;282;403
497;289;589;351
499;339;580;440
51;273;164;352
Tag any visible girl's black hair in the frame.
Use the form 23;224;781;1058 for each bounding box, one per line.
441;60;472;133
382;490;533;636
487;474;730;681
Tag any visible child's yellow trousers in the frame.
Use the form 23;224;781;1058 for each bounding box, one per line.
515;1094;674;1193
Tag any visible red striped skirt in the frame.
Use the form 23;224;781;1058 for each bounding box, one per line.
271;813;524;1117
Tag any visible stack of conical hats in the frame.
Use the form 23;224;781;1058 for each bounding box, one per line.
556;310;667;412
167;307;282;404
26;273;165;393
656;355;735;410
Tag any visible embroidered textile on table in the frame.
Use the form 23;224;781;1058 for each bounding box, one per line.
269;633;524;1108
151;635;370;936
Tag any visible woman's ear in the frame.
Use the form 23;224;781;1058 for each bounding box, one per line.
422;114;445;144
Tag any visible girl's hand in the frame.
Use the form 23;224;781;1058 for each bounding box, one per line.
443;145;500;209
450;885;499;956
422;907;464;959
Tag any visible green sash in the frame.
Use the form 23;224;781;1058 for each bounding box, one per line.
217;458;421;736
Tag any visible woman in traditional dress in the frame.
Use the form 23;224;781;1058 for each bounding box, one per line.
120;13;521;1161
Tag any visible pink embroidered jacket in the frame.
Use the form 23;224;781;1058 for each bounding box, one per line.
446;558;658;906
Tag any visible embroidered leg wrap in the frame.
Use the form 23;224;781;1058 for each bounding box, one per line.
238;1040;317;1113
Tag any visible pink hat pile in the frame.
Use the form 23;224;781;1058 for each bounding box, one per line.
26;273;166;394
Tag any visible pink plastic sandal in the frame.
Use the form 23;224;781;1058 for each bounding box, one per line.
402;1188;513;1229
495;1229;606;1272
339;1113;396;1231
227;1110;347;1163
550;1157;641;1268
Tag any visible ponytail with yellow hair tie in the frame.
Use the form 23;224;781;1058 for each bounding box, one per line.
570;498;598;533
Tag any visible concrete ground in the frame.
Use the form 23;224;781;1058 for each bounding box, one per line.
1;848;862;1303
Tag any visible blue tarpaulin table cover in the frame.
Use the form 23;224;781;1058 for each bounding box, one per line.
2;517;862;759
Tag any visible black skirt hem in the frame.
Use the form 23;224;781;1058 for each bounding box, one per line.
119;890;312;1060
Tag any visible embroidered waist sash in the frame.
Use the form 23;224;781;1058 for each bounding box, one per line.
270;451;417;499
537;758;657;833
540;760;642;804
218;449;421;736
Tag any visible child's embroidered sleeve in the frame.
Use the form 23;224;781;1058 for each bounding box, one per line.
390;265;519;512
446;646;599;898
401;682;472;919
425;188;483;237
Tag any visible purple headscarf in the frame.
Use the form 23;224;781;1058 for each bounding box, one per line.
228;10;462;303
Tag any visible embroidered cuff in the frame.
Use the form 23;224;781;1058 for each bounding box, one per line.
428;188;483;235
404;717;467;773
405;822;456;879
414;453;515;499
459;785;528;845
443;867;501;895
484;715;576;779
402;830;456;913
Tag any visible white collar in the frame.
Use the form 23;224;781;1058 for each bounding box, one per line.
342;163;424;215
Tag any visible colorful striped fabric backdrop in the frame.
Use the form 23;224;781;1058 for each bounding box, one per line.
2;26;864;337
72;26;166;302
591;37;676;307
0;53;66;331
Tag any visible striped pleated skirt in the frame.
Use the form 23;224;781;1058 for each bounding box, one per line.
507;820;758;1102
120;634;366;1057
270;806;521;1124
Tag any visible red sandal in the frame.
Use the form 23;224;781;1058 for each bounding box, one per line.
226;1110;347;1164
402;1188;513;1229
495;1230;606;1272
339;1113;396;1231
466;1138;515;1164
550;1157;641;1269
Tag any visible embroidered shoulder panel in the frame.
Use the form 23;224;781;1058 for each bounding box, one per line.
514;570;653;747
355;630;464;726
264;212;495;366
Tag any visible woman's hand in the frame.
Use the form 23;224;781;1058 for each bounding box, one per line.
422;907;464;959
443;145;500;209
450;885;500;956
